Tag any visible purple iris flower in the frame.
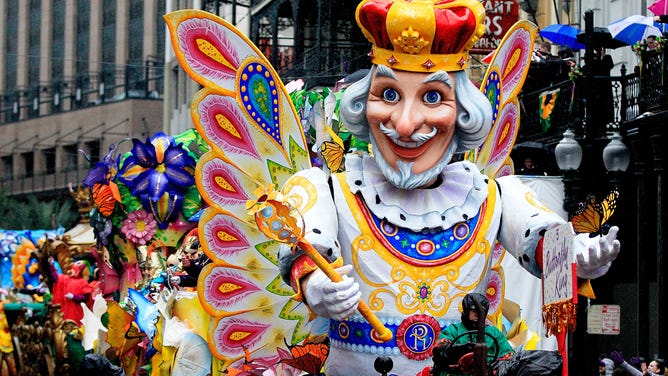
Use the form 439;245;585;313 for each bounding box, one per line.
117;133;196;228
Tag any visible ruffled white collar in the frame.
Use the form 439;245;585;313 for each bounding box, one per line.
344;154;489;231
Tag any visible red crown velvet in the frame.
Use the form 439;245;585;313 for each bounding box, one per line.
356;0;486;71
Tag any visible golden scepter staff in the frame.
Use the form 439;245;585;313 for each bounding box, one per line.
248;188;393;342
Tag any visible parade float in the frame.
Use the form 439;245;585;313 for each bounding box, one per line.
0;0;621;374
160;0;619;374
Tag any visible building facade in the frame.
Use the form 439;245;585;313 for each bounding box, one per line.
0;0;166;199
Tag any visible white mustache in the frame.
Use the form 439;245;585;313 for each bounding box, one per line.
379;122;437;148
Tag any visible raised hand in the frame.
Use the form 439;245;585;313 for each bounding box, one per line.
574;226;621;279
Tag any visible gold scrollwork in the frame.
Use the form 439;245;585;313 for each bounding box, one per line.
281;175;318;214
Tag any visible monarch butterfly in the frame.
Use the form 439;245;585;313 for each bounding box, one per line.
92;181;121;217
321;140;345;173
570;190;619;237
280;339;329;374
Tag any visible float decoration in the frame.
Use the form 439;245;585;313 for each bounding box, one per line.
82;129;206;298
164;9;339;370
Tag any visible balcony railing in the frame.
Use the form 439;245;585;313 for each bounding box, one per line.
0;62;163;126
516;61;657;145
0;165;91;197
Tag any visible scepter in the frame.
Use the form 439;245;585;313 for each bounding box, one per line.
248;189;393;342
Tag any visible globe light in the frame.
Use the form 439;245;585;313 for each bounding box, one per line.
555;129;583;171
602;132;630;172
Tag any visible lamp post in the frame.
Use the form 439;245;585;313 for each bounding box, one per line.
603;132;631;190
555;129;583;215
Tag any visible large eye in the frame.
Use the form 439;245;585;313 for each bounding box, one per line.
382;88;399;102
423;90;441;104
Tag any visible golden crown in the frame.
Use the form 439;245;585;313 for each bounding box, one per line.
356;0;486;72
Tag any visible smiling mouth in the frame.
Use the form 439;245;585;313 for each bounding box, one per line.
387;135;432;158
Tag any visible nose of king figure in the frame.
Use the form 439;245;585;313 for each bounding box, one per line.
391;99;427;139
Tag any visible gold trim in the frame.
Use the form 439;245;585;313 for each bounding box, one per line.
335;173;498;316
371;47;469;72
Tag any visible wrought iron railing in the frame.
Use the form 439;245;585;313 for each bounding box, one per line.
516;64;655;145
0;164;90;196
0;62;163;126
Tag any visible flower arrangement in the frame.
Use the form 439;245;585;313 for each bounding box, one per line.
83;129;208;269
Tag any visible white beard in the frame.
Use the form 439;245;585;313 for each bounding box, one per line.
368;131;458;190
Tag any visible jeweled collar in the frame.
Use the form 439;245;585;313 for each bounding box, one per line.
344;154;489;232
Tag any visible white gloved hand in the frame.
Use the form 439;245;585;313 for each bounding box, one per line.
303;264;361;320
574;226;621;279
65;292;74;300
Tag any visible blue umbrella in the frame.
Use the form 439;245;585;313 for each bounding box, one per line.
539;24;586;49
608;15;662;45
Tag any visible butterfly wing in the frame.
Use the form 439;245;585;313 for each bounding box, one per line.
475;20;538;178
571;191;619;235
321;141;345;173
165;10;313;369
92;182;120;217
570;196;602;234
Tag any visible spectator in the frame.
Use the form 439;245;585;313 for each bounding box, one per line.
517;156;546;176
654;15;668;24
610;351;665;376
646;35;660;51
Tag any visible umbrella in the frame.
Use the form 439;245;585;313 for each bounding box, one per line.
655;21;668;34
608;15;662;45
649;0;668;16
539;24;585;50
576;27;628;49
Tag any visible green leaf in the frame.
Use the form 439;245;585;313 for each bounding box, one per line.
181;186;202;218
117;182;142;213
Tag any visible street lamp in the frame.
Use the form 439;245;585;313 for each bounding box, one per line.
555;129;583;215
602;132;630;172
555;129;583;171
603;132;630;191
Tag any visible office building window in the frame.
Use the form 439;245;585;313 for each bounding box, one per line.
101;0;117;94
28;0;42;88
127;0;144;91
0;156;13;180
22;152;34;178
76;0;91;79
5;2;18;92
43;147;56;174
62;144;78;170
84;140;100;164
52;0;65;82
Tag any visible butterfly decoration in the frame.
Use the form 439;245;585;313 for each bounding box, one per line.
320;141;345;173
570;190;619;237
91;181;121;217
278;339;329;375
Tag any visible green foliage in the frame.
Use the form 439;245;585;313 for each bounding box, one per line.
0;190;79;230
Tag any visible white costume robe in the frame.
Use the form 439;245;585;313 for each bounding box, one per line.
280;154;565;376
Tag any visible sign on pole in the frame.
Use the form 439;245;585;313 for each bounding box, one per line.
587;305;621;335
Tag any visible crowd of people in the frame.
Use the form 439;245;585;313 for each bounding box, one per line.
599;351;667;376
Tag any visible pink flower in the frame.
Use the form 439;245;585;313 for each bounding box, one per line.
121;210;157;245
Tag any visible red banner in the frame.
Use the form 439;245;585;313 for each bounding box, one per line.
472;0;520;54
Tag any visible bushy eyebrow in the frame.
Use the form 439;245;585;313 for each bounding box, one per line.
423;71;451;88
374;65;397;80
